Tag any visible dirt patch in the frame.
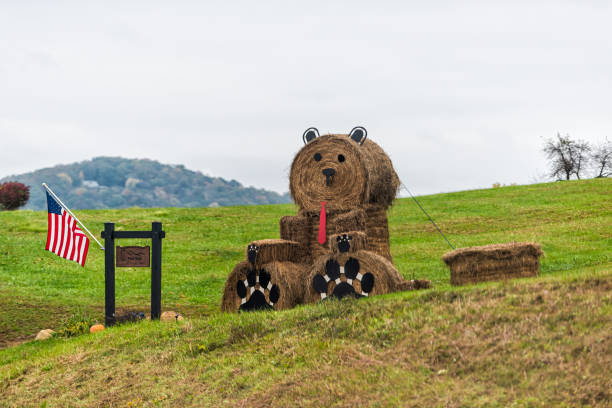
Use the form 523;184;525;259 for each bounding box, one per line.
0;294;74;348
0;294;205;349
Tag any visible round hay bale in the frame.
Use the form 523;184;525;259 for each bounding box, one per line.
221;260;308;312
304;250;410;303
289;135;400;213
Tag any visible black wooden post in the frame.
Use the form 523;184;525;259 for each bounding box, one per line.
151;222;163;320
103;223;116;326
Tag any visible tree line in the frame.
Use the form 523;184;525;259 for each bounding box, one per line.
543;134;611;180
0;157;291;211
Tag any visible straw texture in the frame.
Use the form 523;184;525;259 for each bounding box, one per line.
304;249;414;303
442;242;543;285
328;231;368;254
221;260;308;311
280;215;311;252
364;205;392;260
289;135;399;213
245;239;308;267
222;132;408;312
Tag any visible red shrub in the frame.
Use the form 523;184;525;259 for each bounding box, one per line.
0;182;30;210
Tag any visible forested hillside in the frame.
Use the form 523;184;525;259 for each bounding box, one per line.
1;157;291;210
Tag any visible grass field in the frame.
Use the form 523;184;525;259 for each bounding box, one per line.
0;179;611;407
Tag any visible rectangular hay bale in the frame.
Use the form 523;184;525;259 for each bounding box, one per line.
364;205;392;260
280;216;311;248
442;242;543;285
332;209;366;234
248;239;307;266
328;231;368;254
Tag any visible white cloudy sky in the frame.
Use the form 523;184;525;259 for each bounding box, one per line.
1;1;611;195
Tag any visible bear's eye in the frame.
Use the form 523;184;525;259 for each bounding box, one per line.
314;153;322;162
338;154;345;163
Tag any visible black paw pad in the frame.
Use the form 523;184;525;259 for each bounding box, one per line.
333;282;358;299
313;257;374;300
360;273;374;293
344;257;359;280
336;234;352;253
269;285;280;304
237;268;279;312
247;244;260;264
326;259;341;281
237;280;247;298
259;269;271;289
313;274;328;294
246;269;257;286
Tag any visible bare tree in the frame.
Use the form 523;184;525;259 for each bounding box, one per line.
571;140;591;180
542;133;591;181
543;134;572;180
591;138;612;178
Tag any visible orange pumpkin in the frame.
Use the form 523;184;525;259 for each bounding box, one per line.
89;324;105;333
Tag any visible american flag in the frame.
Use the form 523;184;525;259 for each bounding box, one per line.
45;191;89;266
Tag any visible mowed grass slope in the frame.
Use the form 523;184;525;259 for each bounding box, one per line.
0;179;611;407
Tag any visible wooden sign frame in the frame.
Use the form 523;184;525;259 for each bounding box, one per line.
101;222;165;326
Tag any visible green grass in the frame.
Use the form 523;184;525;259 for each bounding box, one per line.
0;178;611;407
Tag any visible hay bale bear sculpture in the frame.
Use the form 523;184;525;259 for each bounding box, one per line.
221;127;416;312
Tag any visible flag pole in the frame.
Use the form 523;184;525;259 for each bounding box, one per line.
42;183;105;250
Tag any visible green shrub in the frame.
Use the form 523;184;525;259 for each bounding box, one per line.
54;312;97;338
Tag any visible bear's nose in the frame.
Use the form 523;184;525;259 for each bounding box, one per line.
322;168;336;186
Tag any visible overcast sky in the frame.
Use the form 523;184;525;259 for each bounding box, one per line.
1;1;611;196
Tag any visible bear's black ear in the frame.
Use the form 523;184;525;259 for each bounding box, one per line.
349;126;367;145
302;127;320;144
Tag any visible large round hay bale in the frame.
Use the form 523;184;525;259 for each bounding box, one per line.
221;260;308;312
289;135;400;213
303;250;410;304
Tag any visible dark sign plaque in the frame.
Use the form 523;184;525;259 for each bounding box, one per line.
116;246;150;267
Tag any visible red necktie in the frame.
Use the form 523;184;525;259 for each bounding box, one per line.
318;202;327;245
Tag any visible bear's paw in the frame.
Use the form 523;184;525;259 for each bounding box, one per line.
237;268;280;311
312;258;374;300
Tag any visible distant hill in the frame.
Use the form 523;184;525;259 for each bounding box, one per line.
0;157;291;210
